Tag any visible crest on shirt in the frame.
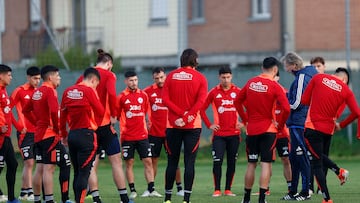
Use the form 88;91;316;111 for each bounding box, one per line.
172;71;193;80
125;99;131;104
138;97;143;104
151;93;157;97
230;92;236;98
216;93;222;98
32;90;42;100
322;78;342;92
249;82;268;92
24;95;31;99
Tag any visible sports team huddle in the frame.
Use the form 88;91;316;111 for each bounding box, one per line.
0;48;359;203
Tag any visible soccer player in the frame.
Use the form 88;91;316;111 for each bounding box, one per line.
200;66;244;197
0;64;22;203
236;57;290;203
117;70;162;199
143;67;184;197
301;67;360;203
310;56;326;74
162;48;208;203
281;52;318;201
60;68;105;203
23;65;72;203
77;49;130;203
10;66;41;201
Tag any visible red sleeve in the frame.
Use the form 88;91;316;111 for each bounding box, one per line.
48;89;60;135
336;103;346;119
301;78;315;106
88;88;105;119
162;76;185;117
235;86;248;124
357;118;360;139
11;113;23;132
116;94;122;119
59;91;68;138
200;90;214;128
22;100;36;126
182;75;208;124
339;91;360;134
107;74;117;118
339;112;358;129
275;83;290;131
9;87;20;109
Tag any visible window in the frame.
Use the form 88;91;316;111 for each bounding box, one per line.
251;0;271;21
190;0;205;24
149;0;168;25
0;0;4;33
30;0;41;31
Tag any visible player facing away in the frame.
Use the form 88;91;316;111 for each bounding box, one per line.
302;68;360;203
10;66;41;201
77;49;130;203
117;70;162;200
60;68;105;203
281;52;318;201
0;64;23;203
143;67;184;197
200;66;245;197
162;48;208;203
236;57;290;203
22;65;72;203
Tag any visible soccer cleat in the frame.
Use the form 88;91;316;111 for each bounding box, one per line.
141;190;150;197
5;199;21;203
294;192;311;201
163;200;171;203
224;190;236;196
281;192;297;200
251;190;270;196
0;195;8;202
176;190;184;196
322;199;333;203
308;189;313;196
18;194;28;200
149;190;162;197
212;190;221;197
337;168;349;185
129;191;137;199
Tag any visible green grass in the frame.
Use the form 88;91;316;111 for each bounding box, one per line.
1;155;360;203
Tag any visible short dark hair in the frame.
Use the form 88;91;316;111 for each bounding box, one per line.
0;64;12;74
96;49;113;63
335;67;350;85
152;67;165;75
180;48;198;67
310;56;325;65
83;67;100;81
41;65;59;80
219;66;232;75
124;70;137;78
26;66;40;76
263;57;280;70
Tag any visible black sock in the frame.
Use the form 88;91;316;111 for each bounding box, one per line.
20;188;27;196
118;188;129;203
148;182;155;193
184;190;191;203
244;188;251;201
259;188;267;201
129;183;136;192
91;190;102;203
176;182;183;192
165;190;172;201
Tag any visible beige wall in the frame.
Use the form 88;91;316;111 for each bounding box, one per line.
49;0;73;29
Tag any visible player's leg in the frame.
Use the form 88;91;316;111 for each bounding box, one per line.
41;137;59;203
122;141;137;200
224;135;240;195
242;135;259;203
32;142;43;203
175;167;183;196
2;137;19;202
211;135;226;196
164;128;183;202
56;142;72;203
276;137;292;192
182;128;201;203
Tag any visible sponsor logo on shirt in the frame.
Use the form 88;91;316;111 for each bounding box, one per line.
155;98;162;104
221;99;233;106
216;93;222;98
129;105;141;111
172;71;193;80
322;78;342;92
67;89;83;99
125;111;144;118
275;109;281;115
249;82;268;92
32;90;42;100
152;104;168;112
218;106;236;114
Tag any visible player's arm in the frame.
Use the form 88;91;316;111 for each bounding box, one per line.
107;73;117;118
59;90;69;138
88;88;105;118
275;84;290;130
300;77;315;106
342;91;360;139
162;78;185;117
200;89;215;128
235;85;248;124
22;100;36;126
289;73;308;109
48;89;60;135
115;94;123;120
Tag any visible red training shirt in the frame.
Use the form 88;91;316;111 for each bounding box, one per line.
236;74;290;136
275;84;290;139
301;74;360;135
143;84;168;137
60;83;105;138
116;88;149;141
162;66;208;129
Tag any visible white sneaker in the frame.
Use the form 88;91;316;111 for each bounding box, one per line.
129;191;137;199
141;190;150;197
27;194;35;201
176;190;184;196
18;194;28;200
0;195;7;202
149;190;162;197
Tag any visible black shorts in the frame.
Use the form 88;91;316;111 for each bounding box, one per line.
212;135;240;162
149;135;165;158
275;137;290;158
17;131;35;160
121;139;152;160
304;128;331;161
96;124;121;156
68;128;97;170
34;137;71;166
246;133;276;163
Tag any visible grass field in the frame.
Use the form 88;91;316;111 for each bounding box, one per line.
1;156;359;203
